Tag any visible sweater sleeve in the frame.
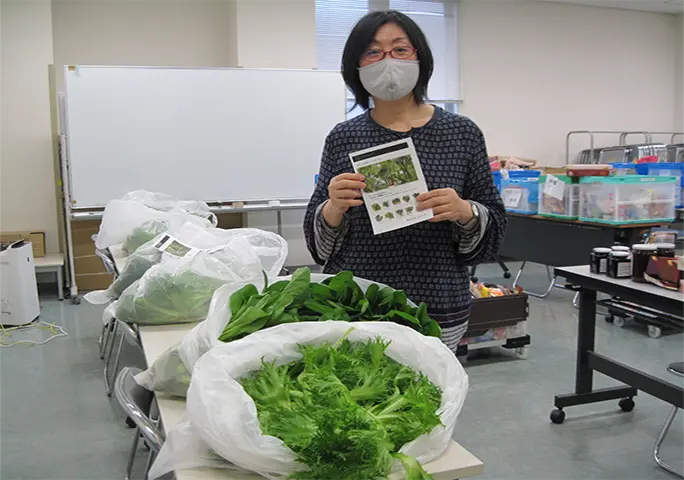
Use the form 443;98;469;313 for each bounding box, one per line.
303;130;349;265
454;122;507;265
455;201;489;254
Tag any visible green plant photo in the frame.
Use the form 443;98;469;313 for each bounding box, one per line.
358;155;419;193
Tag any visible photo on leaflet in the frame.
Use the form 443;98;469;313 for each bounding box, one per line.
358;154;419;193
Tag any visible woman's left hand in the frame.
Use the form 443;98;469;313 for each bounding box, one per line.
417;188;474;223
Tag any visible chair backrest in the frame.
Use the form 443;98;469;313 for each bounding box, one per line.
95;248;117;275
114;367;164;451
116;319;140;346
667;361;683;377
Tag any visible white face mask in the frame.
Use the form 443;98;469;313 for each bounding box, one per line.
358;58;420;101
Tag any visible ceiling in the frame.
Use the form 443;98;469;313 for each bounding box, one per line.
536;0;684;14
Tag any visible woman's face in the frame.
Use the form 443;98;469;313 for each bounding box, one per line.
359;23;418;68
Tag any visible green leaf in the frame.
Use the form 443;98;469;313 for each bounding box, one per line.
392;290;408;309
386;310;422;329
304;300;336;315
365;283;379;307
229;284;259;316
281;268;311;299
326;271;354;296
393;453;434;480
310;283;335;301
421;318;442;338
218;306;270;342
265;280;290;294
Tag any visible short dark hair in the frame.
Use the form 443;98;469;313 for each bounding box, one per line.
341;10;434;110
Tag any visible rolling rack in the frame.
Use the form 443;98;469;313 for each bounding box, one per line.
456;292;531;359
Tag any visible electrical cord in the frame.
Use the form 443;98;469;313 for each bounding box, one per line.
0;321;68;347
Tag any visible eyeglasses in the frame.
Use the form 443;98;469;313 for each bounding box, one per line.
361;46;417;63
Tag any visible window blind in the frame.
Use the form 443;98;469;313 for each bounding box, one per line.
315;0;461;113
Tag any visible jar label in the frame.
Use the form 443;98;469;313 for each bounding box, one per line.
617;261;631;278
600;258;607;273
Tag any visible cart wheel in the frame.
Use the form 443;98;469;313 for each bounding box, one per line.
71;296;81;305
125;416;135;428
613;316;625;328
550;409;565;424
648;325;662;339
618;397;635;412
516;346;529;359
503;271;512;279
605;315;614;323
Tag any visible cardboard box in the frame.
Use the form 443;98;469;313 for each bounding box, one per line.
75;272;114;291
74;255;107;275
0;231;46;258
216;213;243;229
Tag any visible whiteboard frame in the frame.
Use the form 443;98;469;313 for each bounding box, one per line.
62;65;348;209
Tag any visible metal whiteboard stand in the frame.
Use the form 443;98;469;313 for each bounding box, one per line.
58;138;309;303
58;134;81;304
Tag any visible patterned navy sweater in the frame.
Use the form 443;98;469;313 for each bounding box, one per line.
303;107;506;349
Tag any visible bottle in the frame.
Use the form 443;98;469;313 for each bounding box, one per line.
590;247;611;274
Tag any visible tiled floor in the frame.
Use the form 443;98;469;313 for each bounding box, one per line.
1;261;682;480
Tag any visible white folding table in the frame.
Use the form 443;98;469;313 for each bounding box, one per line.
138;324;484;480
112;248;484;479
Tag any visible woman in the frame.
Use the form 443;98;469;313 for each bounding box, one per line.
303;10;506;352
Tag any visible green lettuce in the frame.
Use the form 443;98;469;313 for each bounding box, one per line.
241;335;441;480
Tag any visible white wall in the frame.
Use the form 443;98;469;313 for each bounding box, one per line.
0;0;59;251
52;0;238;91
235;0;315;69
458;0;678;165
234;0;317;266
675;14;683;133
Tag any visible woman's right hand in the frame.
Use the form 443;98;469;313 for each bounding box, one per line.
322;173;366;227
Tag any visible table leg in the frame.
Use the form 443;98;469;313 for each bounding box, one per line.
57;267;64;301
575;288;596;393
550;287;637;423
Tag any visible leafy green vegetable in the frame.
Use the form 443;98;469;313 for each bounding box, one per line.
218;268;441;343
109;251;161;298
122;219;168;255
241;335;441;480
116;269;227;325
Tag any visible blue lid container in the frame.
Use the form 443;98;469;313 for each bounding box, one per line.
492;171;502;193
507;170;541;178
611;163;638;175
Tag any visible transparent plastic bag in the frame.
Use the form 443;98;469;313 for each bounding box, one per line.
148;321;468;479
114;237;265;326
136;274;405;397
87;226;287;306
120;191;217;224
95;191;217;250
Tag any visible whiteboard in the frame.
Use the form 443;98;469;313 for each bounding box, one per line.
64;66;347;207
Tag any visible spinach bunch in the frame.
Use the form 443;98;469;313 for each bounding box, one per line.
117;270;226;325
218;268;441;343
241;335;441;480
122;219;168;255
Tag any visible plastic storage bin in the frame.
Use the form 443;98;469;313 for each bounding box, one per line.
501;171;540;215
636;163;684;208
538;175;579;219
579;175;676;225
492;170;502;194
611;163;639;176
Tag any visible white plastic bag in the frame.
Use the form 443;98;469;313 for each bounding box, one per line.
149;321;467;479
95;190;217;250
86;226;288;306
136;274;406;397
114;237;267;326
